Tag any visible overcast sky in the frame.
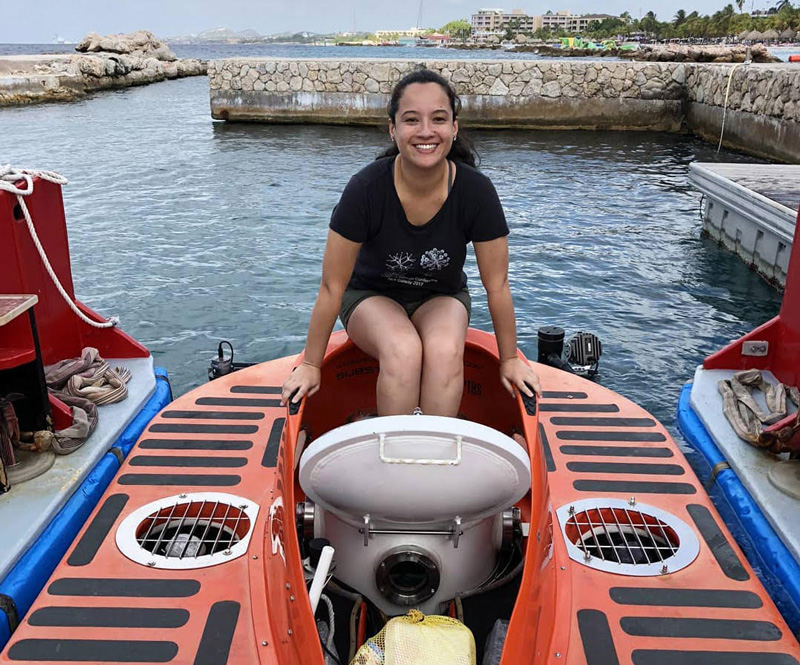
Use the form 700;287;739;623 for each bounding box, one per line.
1;0;777;43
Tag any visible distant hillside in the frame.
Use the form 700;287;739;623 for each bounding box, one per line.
167;27;329;44
167;27;263;42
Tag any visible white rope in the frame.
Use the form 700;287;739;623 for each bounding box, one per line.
717;60;749;155
0;165;118;328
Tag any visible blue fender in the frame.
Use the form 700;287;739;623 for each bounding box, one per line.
677;381;800;635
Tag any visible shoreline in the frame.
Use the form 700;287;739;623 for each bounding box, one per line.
0;54;206;106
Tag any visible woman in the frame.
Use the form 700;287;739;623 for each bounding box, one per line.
281;69;540;416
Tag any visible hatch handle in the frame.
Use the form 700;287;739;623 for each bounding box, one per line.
378;433;462;465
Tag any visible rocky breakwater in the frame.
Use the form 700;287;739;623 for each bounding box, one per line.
685;63;800;162
209;59;686;131
0;31;206;106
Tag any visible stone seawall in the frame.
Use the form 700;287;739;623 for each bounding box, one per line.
686;63;800;163
209;58;800;162
209;59;685;132
0;54;206;106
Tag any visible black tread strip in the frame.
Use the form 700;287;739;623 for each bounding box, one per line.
129;456;248;468
193;601;240;665
140;439;253;451
540;403;620;412
556;431;666;442
621;617;781;641
7;639;178;662
539;423;556;472
230;385;281;394
577;609;621;665
0;594;19;633
118;474;241;486
68;494;129;566
551;416;657;427
542;391;588;399
149;424;258;434
161;410;264;420
196;397;281;407
48;578;201;598
28;607;190;628
574;480;696;494
632;651;798;665
688;504;750;581
560;445;673;458
566;461;684;475
610;587;762;609
262;418;285;467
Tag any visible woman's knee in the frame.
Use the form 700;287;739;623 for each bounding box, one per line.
423;336;465;377
380;332;423;378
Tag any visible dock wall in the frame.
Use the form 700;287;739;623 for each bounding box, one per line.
685;64;800;163
209;58;800;163
209;59;685;131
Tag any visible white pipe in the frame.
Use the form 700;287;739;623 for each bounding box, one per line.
308;545;335;614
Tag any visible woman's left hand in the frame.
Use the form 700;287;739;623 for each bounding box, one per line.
499;357;542;399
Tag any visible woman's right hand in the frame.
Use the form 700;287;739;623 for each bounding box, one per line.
280;362;321;407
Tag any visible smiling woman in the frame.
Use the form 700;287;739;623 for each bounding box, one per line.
280;68;541;417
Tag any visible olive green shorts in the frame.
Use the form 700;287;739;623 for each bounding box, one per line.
340;287;471;331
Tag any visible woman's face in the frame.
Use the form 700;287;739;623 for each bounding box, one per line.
390;82;458;172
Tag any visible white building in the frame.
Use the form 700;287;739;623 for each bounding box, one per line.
471;7;614;40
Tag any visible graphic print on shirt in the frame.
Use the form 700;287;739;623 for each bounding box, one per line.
382;248;452;289
386;252;415;272
420;248;450;271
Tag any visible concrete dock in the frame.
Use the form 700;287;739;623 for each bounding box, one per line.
689;163;800;287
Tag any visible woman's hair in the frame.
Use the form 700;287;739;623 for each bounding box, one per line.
377;68;479;167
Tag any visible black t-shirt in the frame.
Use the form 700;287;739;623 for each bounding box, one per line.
329;156;508;299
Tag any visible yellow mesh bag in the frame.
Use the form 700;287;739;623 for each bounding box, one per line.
351;609;476;665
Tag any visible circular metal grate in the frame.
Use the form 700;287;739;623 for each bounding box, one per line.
556;499;699;576
116;493;259;569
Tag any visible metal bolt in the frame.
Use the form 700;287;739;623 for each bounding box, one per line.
555;653;562;658
290;595;295;602
179;493;188;499
223;549;232;556
560;565;566;570
285;583;291;589
147;561;156;567
629;496;636;506
583;552;592;562
252;555;258;560
661;564;669;575
240;504;247;510
287;629;293;636
568;505;575;515
261;641;268;646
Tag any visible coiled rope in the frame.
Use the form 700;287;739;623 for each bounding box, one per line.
0;165;118;328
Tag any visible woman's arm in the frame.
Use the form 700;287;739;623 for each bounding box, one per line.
280;229;361;405
474;237;541;397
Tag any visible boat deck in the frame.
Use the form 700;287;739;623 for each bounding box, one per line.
0;356;157;580
689;162;800;287
2;332;800;664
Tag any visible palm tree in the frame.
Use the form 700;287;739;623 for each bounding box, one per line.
674;8;687;25
736;0;745;12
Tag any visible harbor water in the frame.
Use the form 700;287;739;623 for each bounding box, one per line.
0;48;784;433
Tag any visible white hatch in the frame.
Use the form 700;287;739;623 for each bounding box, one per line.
298;415;531;527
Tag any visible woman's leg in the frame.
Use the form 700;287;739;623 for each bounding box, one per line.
346;296;422;415
411;296;469;417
